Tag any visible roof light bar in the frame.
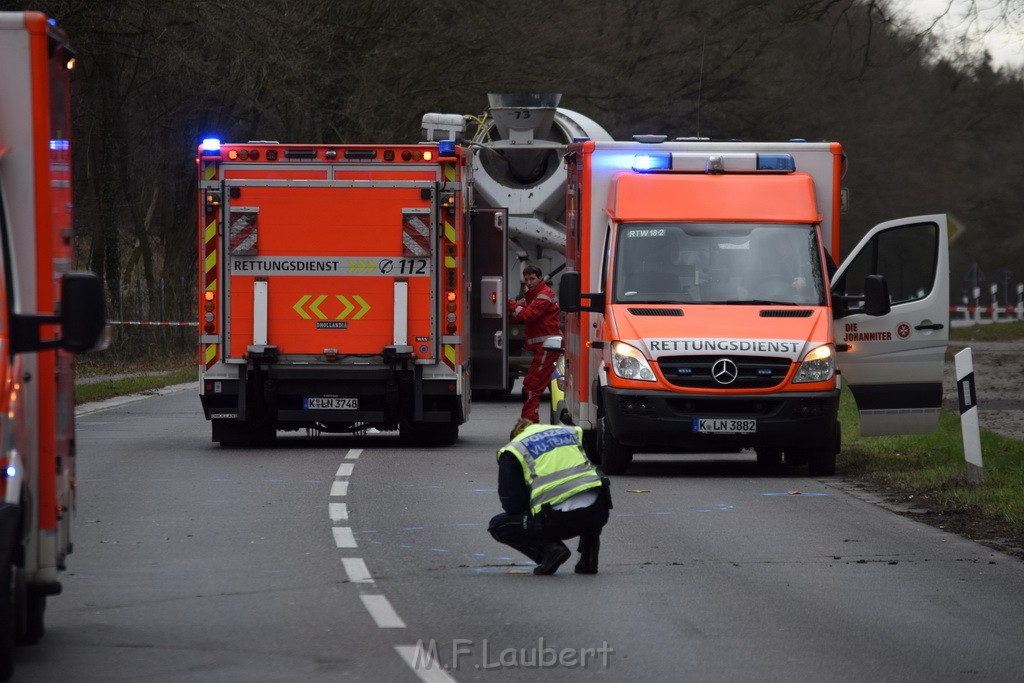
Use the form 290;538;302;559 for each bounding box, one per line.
438;140;457;157
201;138;221;154
756;154;796;172
632;153;671;172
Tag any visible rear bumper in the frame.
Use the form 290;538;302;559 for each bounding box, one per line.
603;386;839;452
200;363;461;428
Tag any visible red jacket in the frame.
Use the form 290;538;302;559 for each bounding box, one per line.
508;280;560;348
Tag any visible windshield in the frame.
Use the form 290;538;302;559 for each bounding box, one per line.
612;223;827;305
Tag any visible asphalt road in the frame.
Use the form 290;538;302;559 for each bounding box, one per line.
13;386;1024;681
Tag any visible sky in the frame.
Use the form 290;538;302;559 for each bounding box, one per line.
892;0;1024;69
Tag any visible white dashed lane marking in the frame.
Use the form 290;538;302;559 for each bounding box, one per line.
396;644;459;683
341;557;374;584
329;502;348;522
360;594;406;628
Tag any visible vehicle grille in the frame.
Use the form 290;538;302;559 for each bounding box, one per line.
657;355;792;389
628;307;683;316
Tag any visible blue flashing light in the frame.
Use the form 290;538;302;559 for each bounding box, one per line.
201;138;222;154
49;139;69;151
438;139;456;157
756;153;796;172
5;464;15;478
632;153;671;172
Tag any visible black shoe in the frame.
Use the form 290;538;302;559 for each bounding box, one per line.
574;553;598;574
533;542;571;575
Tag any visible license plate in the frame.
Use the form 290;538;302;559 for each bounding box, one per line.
304;397;359;410
693;418;756;434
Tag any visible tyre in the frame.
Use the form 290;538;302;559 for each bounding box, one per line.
784;449;809;467
807;422;840;477
213;419;276;447
400;421;458;446
19;590;44;646
1;554;14;681
599;417;633;475
756;448;783;467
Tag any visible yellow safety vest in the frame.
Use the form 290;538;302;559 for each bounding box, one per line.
498;424;602;516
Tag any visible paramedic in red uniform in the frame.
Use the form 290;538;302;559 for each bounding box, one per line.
508;265;561;422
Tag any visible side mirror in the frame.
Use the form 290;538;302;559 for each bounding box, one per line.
863;274;891;317
559;272;582;312
559;270;605;313
61;272;107;352
11;271;107;354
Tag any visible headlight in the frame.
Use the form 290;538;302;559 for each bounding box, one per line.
793;344;835;383
611;341;656;382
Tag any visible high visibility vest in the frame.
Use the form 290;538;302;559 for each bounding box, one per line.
499;424;602;516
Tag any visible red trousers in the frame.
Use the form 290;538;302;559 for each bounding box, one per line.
521;346;557;422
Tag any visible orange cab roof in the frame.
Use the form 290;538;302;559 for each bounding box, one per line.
606;172;820;223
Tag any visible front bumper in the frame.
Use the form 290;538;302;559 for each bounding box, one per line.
603;386;839;452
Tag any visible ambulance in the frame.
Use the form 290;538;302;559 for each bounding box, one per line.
558;138;949;475
1;11;106;679
197;140;503;445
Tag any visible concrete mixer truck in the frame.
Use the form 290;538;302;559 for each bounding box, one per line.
421;94;612;393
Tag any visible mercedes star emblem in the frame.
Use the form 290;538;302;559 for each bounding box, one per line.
711;358;739;385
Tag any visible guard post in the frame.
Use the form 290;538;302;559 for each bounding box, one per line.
955;347;984;484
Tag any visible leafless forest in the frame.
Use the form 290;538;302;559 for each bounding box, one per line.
3;0;1022;344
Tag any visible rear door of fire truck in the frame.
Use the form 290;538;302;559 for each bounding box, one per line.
833;214;950;435
470;208;509;395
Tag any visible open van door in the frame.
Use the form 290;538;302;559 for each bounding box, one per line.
833;214;949;436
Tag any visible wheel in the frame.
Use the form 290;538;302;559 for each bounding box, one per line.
400;421;458;446
213;419;276;447
807;422;840;477
1;553;14;681
784;451;809;467
19;590;44;646
756;448;783;467
599;417;633;475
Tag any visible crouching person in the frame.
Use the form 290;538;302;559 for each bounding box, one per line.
488;418;612;575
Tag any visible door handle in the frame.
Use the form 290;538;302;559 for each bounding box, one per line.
914;323;945;331
493;331;503;350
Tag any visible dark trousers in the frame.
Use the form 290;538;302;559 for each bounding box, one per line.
488;499;609;564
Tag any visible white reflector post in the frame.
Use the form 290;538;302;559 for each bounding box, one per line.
254;279;268;346
955;347;984;483
394;281;408;346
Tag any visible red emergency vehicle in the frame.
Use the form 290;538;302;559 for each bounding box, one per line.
197;140;503;445
0;11;105;679
558;138;949;475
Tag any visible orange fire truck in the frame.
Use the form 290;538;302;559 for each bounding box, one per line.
1;11;106;679
197;140;503;445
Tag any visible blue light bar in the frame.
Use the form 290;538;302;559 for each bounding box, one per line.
756;153;795;172
438;139;456;157
201;138;222;154
632;153;671;172
49;139;69;151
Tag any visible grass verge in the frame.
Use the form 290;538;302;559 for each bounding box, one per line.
838;321;1024;553
75;367;196;404
839;390;1024;526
